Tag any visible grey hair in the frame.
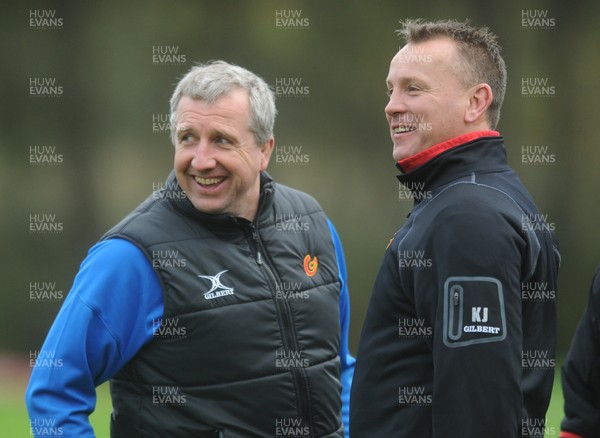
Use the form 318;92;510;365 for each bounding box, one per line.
396;19;507;129
169;60;277;146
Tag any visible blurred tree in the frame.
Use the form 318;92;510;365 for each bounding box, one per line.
1;0;598;359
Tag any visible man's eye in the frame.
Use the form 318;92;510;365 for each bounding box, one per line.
386;88;393;97
180;134;194;143
215;137;231;145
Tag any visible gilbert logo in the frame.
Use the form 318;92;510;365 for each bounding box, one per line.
198;270;235;300
303;255;318;277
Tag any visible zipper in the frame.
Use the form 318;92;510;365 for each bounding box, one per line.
448;284;463;341
247;223;314;437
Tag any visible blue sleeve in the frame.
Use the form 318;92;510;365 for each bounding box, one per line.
327;218;356;438
25;239;163;437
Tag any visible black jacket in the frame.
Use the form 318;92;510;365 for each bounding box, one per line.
104;173;344;438
350;136;560;437
561;265;600;438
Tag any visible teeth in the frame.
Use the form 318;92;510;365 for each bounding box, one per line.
195;176;224;185
394;124;415;134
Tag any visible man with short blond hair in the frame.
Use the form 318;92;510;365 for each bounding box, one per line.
351;19;559;437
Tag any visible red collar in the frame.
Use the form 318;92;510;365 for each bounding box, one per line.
397;130;501;173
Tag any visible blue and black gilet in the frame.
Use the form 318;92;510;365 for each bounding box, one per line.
103;172;343;438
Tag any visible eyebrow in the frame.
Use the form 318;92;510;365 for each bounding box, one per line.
174;126;238;144
387;75;426;86
175;124;191;135
213;129;233;139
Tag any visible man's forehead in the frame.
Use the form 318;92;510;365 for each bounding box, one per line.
387;38;457;80
174;94;252;134
177;89;249;110
176;93;249;118
395;38;457;62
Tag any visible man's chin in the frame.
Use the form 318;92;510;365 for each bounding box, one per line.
187;197;228;216
393;149;412;163
393;141;427;162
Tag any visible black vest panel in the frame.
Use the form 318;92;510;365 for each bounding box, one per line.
104;173;343;438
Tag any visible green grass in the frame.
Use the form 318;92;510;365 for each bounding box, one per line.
90;383;112;436
9;373;564;437
545;369;563;437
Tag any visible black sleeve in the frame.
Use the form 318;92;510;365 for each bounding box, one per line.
561;266;600;438
415;195;527;436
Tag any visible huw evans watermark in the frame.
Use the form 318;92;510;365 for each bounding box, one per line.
152;318;187;339
275;9;310;29
521;77;556;97
275;281;309;301
396;45;432;63
275;214;310;233
399;181;433;201
152;45;186;65
29;213;63;234
152;113;173;134
29;282;64;302
399;318;432;338
30;418;63;436
152;180;187;200
397;113;433;132
152;386;187;406
29;9;63;29
29;77;63;97
151;249;187;269
521;145;556;165
398;249;433;270
275;349;309;369
521;10;556;30
275;145;310;165
275;77;310;97
29;145;63;165
275;418;310;437
30;350;63;369
521;281;555;302
521;213;556;233
522;350;555;370
521;418;556;437
398;386;432;406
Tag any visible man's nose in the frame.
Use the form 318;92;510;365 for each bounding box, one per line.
191;140;217;170
385;90;408;118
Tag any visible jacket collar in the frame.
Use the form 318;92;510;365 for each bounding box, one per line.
396;135;510;199
397;131;500;173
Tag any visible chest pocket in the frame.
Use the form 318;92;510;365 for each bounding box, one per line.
442;276;507;348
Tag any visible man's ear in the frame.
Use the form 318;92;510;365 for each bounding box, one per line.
465;83;493;125
260;137;275;172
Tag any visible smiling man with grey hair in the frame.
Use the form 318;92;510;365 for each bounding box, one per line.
26;61;355;437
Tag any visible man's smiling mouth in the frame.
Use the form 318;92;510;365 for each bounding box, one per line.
394;124;417;134
194;176;226;186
